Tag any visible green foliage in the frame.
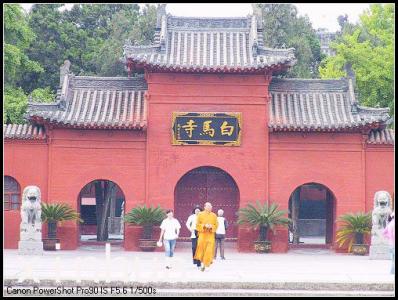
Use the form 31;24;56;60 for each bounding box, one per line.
238;200;291;241
319;4;394;118
4;85;56;124
4;86;28;124
124;205;166;226
16;4;155;92
3;3;156;124
4;4;43;86
41;203;83;224
93;4;156;76
259;3;324;78
30;87;56;103
335;212;372;252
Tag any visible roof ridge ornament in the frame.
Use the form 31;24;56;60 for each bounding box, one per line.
344;62;358;107
251;14;258;57
160;14;167;52
58;60;71;110
156;3;167;28
60;60;71;87
156;4;167;52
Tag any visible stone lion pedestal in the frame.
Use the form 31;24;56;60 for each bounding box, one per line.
18;186;43;255
369;191;392;260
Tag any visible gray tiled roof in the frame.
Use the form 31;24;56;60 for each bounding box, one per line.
27;75;147;130
123;15;296;73
4;124;46;139
367;128;394;145
27;69;391;133
268;78;391;131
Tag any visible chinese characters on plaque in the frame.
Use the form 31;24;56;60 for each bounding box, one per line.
172;112;241;146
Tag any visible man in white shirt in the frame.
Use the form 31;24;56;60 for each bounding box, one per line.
214;209;228;260
186;206;202;268
158;209;181;269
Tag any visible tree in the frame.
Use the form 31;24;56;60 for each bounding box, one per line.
30;87;56;103
93;4;156;76
258;3;325;78
337;14;349;30
94;180;118;241
20;4;154;91
4;87;28;124
4;4;157;123
4;4;44;124
62;4;142;76
4;4;43;86
319;4;394;117
18;4;66;93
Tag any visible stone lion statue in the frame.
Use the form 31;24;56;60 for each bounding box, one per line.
371;191;392;239
19;186;43;254
21;185;42;226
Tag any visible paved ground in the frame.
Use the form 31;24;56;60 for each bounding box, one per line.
4;245;395;296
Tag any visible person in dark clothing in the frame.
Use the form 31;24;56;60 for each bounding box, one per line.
186;205;202;268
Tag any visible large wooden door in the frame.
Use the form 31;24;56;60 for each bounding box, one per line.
174;167;239;238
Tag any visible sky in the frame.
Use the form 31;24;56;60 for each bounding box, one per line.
20;3;372;32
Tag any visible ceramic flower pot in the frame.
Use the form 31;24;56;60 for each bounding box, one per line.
43;238;60;251
351;244;369;255
254;240;272;253
138;239;157;252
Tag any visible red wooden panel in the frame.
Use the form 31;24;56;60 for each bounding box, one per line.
174;167;239;238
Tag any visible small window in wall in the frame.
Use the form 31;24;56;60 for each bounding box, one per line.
4;176;21;210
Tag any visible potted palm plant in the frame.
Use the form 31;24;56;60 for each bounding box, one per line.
238;201;291;253
336;212;372;255
41;203;83;250
124;205;165;251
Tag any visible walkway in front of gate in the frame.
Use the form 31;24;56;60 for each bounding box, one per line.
4;246;394;296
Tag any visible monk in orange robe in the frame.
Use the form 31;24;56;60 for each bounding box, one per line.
194;202;218;271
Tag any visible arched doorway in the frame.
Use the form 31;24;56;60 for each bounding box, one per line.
288;183;335;246
78;180;125;242
174;166;240;239
4;176;21;211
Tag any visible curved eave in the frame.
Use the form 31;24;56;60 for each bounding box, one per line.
128;58;295;74
4;135;47;141
29;116;146;131
4;123;47;141
4;136;46;141
367;140;394;145
268;121;383;132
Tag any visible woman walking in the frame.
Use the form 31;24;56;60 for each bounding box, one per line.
214;209;228;260
158;209;181;269
383;212;395;274
186;206;202;268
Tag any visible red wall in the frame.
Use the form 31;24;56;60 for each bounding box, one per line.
45;128;147;249
4;140;48;248
145;72;273;250
264;131;394;252
365;145;394;211
4;128;147;250
145;73;270;207
3;73;394;253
